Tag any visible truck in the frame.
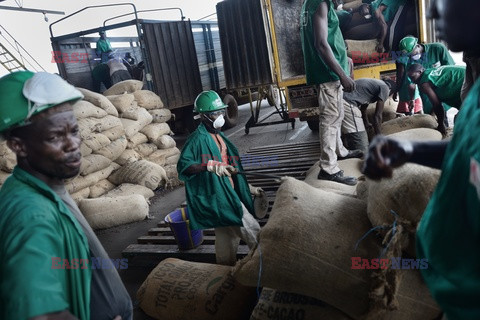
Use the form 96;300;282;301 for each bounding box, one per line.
49;4;252;132
215;0;438;131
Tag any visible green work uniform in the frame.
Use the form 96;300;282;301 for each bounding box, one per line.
370;0;407;23
397;43;455;110
418;65;466;110
301;0;349;85
96;39;112;54
177;123;254;230
0;167;91;320
416;78;480;320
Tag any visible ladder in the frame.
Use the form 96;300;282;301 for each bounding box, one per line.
0;24;45;73
0;42;26;72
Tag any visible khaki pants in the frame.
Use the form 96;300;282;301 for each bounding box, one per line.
215;203;260;266
318;81;349;174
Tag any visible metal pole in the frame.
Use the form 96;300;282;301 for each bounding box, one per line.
0;5;64;15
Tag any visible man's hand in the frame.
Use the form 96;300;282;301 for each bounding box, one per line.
375;43;384;53
206;160;236;177
340;75;356;92
249;184;265;197
362;135;413;180
437;124;447;137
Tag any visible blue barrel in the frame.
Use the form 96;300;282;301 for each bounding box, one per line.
164;207;203;250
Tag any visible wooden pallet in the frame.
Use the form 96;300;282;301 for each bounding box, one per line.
122;140;319;265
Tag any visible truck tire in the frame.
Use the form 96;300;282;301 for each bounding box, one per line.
223;94;238;128
307;119;319;131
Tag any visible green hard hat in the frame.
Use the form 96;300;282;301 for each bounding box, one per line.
399;36;418;54
0;71;83;132
194;90;227;113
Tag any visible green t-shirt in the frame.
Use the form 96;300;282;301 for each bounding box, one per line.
301;0;349;84
370;0;407;23
398;43;455;102
419;65;466;109
177;123;254;230
96;39;112;53
0;167;91;319
416;78;480;320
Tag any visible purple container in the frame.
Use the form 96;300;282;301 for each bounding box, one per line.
165;207;204;250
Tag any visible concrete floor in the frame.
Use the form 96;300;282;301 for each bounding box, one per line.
95;99;319;319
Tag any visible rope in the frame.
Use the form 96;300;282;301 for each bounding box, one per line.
256;242;263;299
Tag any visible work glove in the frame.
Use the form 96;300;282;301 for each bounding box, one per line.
206;160;236;177
249;184;265;197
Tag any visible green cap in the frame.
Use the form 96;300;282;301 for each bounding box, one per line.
0;71;83;132
194;90;226;113
399;36;418;54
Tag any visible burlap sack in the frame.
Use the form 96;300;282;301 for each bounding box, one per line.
387;128;442;141
303;159;363;195
233;178;440;320
0;170;11;186
127;132;148;149
103;79;144;96
78;115;123;134
141;123;171;142
108;160;167;190
346;39;378;56
153;134;176;149
381;115;437;135
120;103;141;121
163;164;178;179
66;163;119;194
103;183;154;200
133;90;164;109
356;179;369;203
101;125;125;141
366;164;441;257
250;288;353;320
81;133;111;152
77;88;119;117
343;0;362;10
134;143;158;157
0;152;17;173
115;149;142;166
147;150;167;167
149;109;172;123
106;93;135;113
80;143;93;157
71;187;90;205
0;141;11;156
89;179;116;198
79;194;149;229
93;137;128;161
80;154;111;176
366;98;398;125
137;258;257;320
148;147;180;159
73;100;108;119
165;153;181;165
120;109;153;139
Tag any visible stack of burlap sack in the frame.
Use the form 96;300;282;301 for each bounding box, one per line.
136;124;445;320
0;80;180;230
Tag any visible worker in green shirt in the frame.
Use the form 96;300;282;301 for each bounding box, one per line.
177;91;263;266
396;36;455;115
96;30;113;63
408;64;465;135
343;0;407;53
363;0;480;318
0;71;130;320
301;0;361;186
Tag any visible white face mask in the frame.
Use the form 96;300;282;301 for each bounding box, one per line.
411;53;422;60
213;114;225;129
364;14;372;19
